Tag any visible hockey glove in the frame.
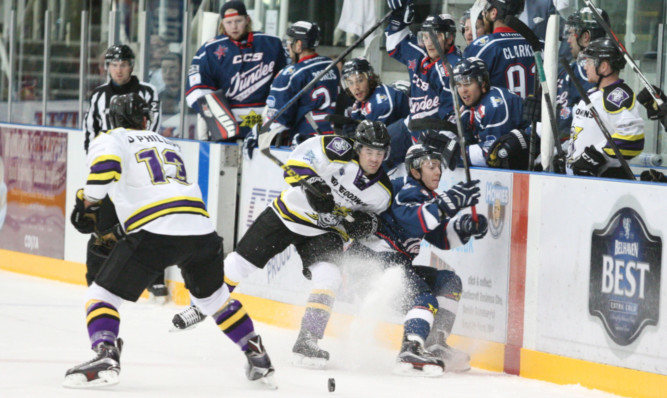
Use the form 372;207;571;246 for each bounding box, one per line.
551;153;567;174
522;95;542;123
94;223;126;249
640;169;667;183
388;1;414;32
437;180;480;217
242;126;259;159
571;145;607;177
486;130;530;170
637;85;667;130
70;189;100;234
342;211;379;240
303;176;336;213
387;0;410;10
419;128;459;171
454;214;488;243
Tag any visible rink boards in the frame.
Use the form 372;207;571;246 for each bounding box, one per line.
0;122;666;398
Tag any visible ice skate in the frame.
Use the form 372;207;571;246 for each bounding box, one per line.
393;336;444;377
291;329;329;369
170;305;207;332
148;283;169;304
63;339;123;388
244;335;277;389
427;341;471;372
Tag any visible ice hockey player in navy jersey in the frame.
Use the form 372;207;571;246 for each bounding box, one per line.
349;144;487;375
452;57;531;170
185;1;287;139
260;21;340;147
463;0;536;99
342;57;409;131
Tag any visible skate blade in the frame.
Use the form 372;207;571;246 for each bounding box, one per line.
392;362;444;377
291;353;327;369
63;370;119;388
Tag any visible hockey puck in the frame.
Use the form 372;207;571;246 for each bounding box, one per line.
328;377;335;392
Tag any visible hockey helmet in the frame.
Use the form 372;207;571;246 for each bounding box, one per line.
405;144;443;175
452;57;490;87
578;37;626;72
485;0;525;20
418;14;457;47
105;44;135;68
459;10;471;35
286;21;320;50
109;93;151;130
354;120;391;158
564;7;609;42
341;57;378;91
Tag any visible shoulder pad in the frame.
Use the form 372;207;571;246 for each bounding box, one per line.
602;82;635;113
322;136;354;161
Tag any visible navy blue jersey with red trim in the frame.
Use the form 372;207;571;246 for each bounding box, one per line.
186;31;287;137
555;60;595;138
265;54;340;142
348;84;410;126
463;27;536;99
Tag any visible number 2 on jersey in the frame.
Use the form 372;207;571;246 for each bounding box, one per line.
136;148;189;185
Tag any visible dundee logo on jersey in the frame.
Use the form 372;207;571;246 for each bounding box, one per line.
589;207;661;346
485;181;509;239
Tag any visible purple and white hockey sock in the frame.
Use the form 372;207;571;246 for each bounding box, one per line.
85;300;120;348
300;290;335;339
213;299;256;351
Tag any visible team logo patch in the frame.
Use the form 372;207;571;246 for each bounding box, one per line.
363;102;372;115
188;65;199;75
589;207;661;346
491;97;504;107
283;66;296;75
560;106;571;120
266;96;276;108
239;110;262;128
478;105;486;118
476;36;489;45
214;45;227;59
326;137;352;156
485;181;509;239
607;87;630;107
375;94;387;103
408;59;417;71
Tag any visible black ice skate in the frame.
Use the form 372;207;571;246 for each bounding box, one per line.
170;305;207;332
244;335;277;389
63;339;123;388
148;283;169;304
393;336;444;377
291;329;329;369
426;331;470;372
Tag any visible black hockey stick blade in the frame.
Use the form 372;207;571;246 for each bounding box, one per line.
196;89;239;141
408;118;456;132
559;58;636;180
325;114;361;125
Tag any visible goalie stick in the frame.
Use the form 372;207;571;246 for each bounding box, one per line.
583;0;664;109
559;58;636;180
426;28;478;222
469;0;487;41
504;16;565;168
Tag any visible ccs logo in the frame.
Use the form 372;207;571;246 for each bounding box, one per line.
232;52;264;64
589;207;661;346
485;181;509;239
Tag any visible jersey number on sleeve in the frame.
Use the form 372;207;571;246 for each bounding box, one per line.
136;148;189;185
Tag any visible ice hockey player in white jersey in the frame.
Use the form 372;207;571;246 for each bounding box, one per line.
224;121;393;368
65;93;276;389
567;38;644;179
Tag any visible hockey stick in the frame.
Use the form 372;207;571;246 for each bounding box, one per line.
583;0;664;108
305;112;323;135
407;117;456;132
505;16;566;167
325;114;361;125
560;58;636;180
426;28;478;222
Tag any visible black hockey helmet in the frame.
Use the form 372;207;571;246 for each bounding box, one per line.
579;37;626;72
341;57;379;91
460;10;471;35
105;44;135;67
354;120;390;158
485;0;525;20
109;93;151;130
452;57;490;87
286;21;320;49
564;7;609;42
421;14;457;34
405;144;443;175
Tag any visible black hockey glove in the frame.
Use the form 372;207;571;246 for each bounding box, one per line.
571;145;607;177
551;153;567;174
522;94;542;123
640;169;667;183
303;176;336;213
419;129;459;171
242;126;258;159
388;1;414;32
454;214;488;244
437;180;480;217
94;223;126;249
342;211;379;240
637;85;667;130
486;130;530;170
70;189;100;234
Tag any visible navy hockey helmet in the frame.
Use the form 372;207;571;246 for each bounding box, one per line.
286;21;320;49
579;37;626;72
109;93;151;130
564;7;609;42
105;44;135;68
405;144;443;175
354;120;391;158
485;0;525;20
341;57;379;91
421;14;457;34
452;57;490;88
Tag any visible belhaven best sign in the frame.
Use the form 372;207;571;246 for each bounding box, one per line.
589;207;661;346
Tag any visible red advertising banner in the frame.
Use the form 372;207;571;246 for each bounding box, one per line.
0;126;67;258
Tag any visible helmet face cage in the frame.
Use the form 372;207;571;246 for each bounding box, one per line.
578;38;625;72
341;58;374;90
564;7;608;42
405;145;444;176
109;93;151;130
105;45;135;69
353;121;391;160
418;14;457;47
453;57;489;87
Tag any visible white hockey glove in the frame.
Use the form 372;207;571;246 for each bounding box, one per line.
242;125;259;159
